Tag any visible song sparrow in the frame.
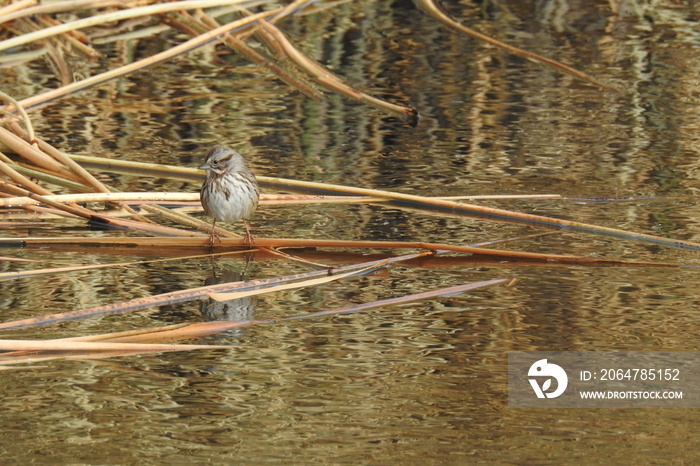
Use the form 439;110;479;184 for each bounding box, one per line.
199;145;259;244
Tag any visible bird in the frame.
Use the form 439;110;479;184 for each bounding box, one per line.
198;145;259;245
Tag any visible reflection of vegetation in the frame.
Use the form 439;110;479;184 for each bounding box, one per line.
0;0;613;124
0;1;695;362
649;166;684;194
649;213;678;235
0;250;509;364
415;0;616;91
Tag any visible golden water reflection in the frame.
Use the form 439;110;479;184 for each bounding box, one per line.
2;0;700;463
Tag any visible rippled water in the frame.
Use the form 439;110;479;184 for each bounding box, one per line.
2;1;700;463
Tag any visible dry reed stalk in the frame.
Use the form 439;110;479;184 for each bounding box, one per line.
0;90;36;142
0;158;53;195
0;192;200;207
6;124;112;194
35;15;99;58
0;192;563;208
12;10;272;111
0;127;75;178
0;0;132;26
5;123;153;222
0;181;207;237
0;0;38;20
59;154;700;251
0;0;260;51
254;17;420;125
5;236;688;268
175;10;324;100
0;339;230;352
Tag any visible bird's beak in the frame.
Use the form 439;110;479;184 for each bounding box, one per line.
198;161;208;170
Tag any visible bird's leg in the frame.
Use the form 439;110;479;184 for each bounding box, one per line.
242;219;255;245
209;219;220;246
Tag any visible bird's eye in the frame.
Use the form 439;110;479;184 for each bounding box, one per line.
211;160;219;165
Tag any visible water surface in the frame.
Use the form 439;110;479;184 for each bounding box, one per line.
2;1;700;463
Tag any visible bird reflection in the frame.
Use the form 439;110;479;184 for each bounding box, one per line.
200;270;258;337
